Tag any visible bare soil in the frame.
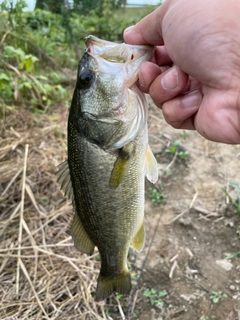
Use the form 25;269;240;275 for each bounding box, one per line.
131;103;240;320
0;98;240;320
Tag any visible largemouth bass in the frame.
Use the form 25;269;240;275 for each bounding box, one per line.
57;35;158;301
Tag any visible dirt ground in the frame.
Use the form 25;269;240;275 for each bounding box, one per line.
131;102;240;320
0;97;240;320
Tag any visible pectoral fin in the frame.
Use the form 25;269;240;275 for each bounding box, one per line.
144;144;158;184
71;213;95;255
132;220;145;253
110;142;135;189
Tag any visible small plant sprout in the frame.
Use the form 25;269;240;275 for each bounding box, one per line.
210;290;227;304
179;130;190;139
165;140;189;160
223;180;240;215
143;288;167;307
115;292;123;300
148;187;165;204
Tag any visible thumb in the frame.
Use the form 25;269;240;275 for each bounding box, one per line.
124;6;165;46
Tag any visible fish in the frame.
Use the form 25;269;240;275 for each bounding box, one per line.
57;35;158;301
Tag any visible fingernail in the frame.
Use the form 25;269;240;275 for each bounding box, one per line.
161;67;179;90
124;26;134;35
181;91;201;108
138;69;145;88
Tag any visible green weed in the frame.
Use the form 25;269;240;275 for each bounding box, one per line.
143;288;167;307
148;187;165;204
210;290;227;304
165;140;189;160
225;250;240;260
179;130;190;139
223;180;240;215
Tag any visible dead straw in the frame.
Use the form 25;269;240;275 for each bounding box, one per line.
16;143;29;295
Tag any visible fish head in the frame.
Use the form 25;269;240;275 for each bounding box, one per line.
71;35;154;149
77;36;153;116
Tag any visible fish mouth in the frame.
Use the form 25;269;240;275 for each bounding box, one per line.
84;35;154;86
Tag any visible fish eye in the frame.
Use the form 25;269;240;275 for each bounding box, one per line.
78;70;94;89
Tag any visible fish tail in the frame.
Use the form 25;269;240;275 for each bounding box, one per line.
95;270;131;301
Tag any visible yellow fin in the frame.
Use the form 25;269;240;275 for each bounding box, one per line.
132;220;145;253
95;270;131;301
71;213;95;255
109;142;135;189
144;144;158;184
56;160;74;200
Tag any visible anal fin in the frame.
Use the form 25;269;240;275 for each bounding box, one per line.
71;213;95;255
131;220;145;253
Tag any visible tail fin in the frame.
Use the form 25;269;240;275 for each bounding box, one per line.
95;271;131;301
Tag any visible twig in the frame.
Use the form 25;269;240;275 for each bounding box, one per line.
16;144;29;295
25;183;46;216
19;258;50;319
164;151;178;172
164;191;198;225
114;296;126;320
0;202;21;238
169;260;178;279
1;168;22;198
169;254;179;263
193;205;217;216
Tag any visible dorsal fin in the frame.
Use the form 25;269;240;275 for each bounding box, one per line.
56;160;74;201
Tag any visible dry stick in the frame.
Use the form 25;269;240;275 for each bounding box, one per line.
0;243;74;252
1;168;22;197
226;179;230;204
164;191;198;225
21;218;38;283
169;260;178;279
0;202;21;238
19;258;50;320
114;296;126;320
164;151;178;172
25;183;46;216
16;143;29;295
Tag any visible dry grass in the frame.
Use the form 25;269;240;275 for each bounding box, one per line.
0;103;170;319
0;107;114;319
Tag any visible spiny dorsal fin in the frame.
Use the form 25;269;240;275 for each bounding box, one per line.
109;142;135;189
71;213;95;255
56;160;74;200
144;144;158;184
131;220;145;253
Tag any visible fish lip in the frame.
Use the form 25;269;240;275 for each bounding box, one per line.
84;34;154;64
83;35;154;88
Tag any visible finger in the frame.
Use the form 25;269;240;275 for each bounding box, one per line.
194;89;240;143
161;90;202;129
124;6;165;45
148;66;189;108
138;62;166;93
152;46;172;66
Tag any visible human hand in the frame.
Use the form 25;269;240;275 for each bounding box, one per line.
124;0;240;144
